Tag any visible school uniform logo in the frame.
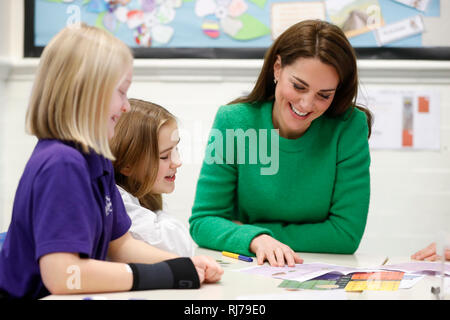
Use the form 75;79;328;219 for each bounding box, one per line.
105;196;112;216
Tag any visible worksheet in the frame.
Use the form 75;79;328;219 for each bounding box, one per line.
237;262;378;282
381;261;450;275
356;87;440;150
279;271;408;292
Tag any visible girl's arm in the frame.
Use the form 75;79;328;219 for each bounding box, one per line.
107;232;178;264
108;233;222;284
39;232;223;295
39;252;133;295
39;232;177;295
120;189;194;257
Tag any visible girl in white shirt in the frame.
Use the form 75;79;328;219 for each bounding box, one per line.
110;98;196;257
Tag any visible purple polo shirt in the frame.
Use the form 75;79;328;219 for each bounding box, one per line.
0;139;131;299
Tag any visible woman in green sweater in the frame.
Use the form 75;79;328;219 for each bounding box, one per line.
189;20;372;267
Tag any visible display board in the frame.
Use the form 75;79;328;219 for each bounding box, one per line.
24;0;450;59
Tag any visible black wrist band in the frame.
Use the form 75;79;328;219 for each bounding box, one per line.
128;261;173;291
165;257;200;289
128;257;200;291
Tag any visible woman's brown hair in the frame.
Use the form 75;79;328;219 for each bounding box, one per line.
110;98;176;211
229;19;372;137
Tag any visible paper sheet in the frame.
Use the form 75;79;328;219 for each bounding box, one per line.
325;0;383;38
357;87;440;150
374;15;424;46
381;261;450;275
393;0;431;11
280;272;420;291
399;274;425;289
270;2;325;39
238;262;378;282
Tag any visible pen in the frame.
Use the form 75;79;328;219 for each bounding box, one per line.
83;296;108;300
222;251;253;262
382;257;389;266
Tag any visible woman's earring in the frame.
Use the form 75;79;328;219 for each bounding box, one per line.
274;78;277;84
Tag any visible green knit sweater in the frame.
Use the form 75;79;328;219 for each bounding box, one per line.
189;101;370;256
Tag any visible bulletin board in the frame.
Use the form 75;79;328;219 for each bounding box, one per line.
24;0;450;59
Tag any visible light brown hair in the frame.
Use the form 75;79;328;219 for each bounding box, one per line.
229;19;372;137
26;24;133;159
110;98;176;211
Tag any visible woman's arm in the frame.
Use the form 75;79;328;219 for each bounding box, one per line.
189;106;274;256
253;110;371;254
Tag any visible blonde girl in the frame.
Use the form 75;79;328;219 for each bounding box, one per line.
110;99;196;257
0;24;221;299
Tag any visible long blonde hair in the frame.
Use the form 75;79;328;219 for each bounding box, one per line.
110;98;176;211
26;24;133;159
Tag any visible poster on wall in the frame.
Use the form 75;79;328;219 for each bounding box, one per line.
357;87;440;150
25;0;448;59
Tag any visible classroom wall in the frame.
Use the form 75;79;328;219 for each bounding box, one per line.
0;0;449;257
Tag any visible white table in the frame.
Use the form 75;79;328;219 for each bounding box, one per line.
42;248;444;301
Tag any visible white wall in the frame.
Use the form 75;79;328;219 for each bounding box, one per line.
0;1;449;258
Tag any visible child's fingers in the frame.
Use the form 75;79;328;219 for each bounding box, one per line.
195;266;205;284
424;254;440;261
193;256;223;283
205;259;224;282
412;243;436;260
205;267;222;283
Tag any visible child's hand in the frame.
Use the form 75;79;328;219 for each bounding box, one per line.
411;242;450;261
191;255;224;284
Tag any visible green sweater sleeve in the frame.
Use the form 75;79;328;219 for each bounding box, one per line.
253;110;371;254
189;106;274;256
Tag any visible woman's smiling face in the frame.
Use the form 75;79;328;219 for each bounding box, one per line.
272;56;340;139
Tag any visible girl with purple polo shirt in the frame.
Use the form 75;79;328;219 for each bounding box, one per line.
0;24;222;300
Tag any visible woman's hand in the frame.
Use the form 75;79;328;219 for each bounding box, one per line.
250;234;303;267
411;242;450;261
191;255;224;284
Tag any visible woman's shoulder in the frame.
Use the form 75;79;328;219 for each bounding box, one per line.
347;106;369;123
326;107;370;146
325;106;369;129
317;107;370;145
215;101;269;128
218;101;266;115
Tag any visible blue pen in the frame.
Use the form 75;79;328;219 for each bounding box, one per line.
83;296;108;300
222;251;253;262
